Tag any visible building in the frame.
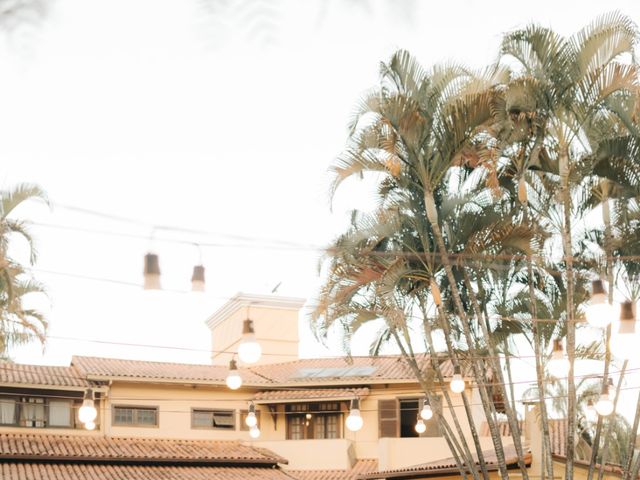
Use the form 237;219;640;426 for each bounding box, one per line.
0;293;518;479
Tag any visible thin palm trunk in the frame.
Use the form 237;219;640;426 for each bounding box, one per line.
623;392;640;480
597;361;628;480
391;328;478;480
524;203;555;480
424;190;511;480
425;301;491;480
462;269;530;479
560;153;577;480
587;192;614;480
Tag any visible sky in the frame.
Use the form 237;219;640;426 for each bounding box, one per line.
2;0;640;417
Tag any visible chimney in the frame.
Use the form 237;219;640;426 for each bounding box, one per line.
205;293;305;366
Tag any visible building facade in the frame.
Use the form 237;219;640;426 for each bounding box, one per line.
0;293;508;479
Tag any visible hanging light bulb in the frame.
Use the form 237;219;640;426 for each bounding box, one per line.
246;403;258;428
585;399;597;423
249;425;261;439
191;265;205;292
610;301;637;360
238;319;262;364
346;397;363;432
595;384;614;417
548;338;571;379
143;253;161;290
78;388;97;424
585;280;613;328
415;417;426;434
450;366;465;394
84;420;96;431
420;398;433;420
225;358;242;390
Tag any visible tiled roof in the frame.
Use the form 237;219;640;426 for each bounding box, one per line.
358;444;530;479
289;459;378;480
72;356;271;385
254;388;370;403
249;356;454;385
72;355;454;387
0;362;91;388
0;433;287;465
0;463;293;480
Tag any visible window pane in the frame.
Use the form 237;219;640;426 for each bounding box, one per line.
288;416;304;439
20;398;46;428
326;414;339;439
0;399;16;425
136;409;157;426
114;407;133;424
193;410;213;428
314;416;325;438
49;401;72;427
212;412;235;428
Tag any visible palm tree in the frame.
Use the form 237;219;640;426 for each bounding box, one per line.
0;183;48;359
314;12;640;480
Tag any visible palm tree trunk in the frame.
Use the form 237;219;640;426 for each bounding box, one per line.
560;152;577;480
587;191;614;480
597;361;628;480
424;190;512;480
524;203;555;480
461;269;530;480
423;301;491;480
623;391;640;480
390;328;480;480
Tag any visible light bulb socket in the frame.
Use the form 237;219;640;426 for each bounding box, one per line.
602;383;610;395
453;365;462;375
191;265;205;291
620;301;636;322
248;402;256;414
229;358;238;372
83;388;94;401
143;253;161;290
592;280;606;296
552;339;564;353
242;319;256;335
422;397;430;407
350;398;360;411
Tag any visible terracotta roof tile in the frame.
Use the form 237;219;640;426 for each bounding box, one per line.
72;355;454;387
289;459;378;480
0;463;293;480
358;444;530;479
249;356;454;385
254;388;370;402
0;433;287;465
0;362;91;388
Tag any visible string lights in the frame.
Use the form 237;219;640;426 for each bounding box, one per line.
414;416;426;434
420;398;433;420
225;358;242;390
611;301;637;360
78;388;97;429
346;396;363;432
595;383;614;417
585;280;614;328
238;319;262;364
548;339;570;379
450;366;465;394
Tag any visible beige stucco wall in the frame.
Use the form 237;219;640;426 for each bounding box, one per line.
259;439;356;470
209;304;300;366
105;382;271;441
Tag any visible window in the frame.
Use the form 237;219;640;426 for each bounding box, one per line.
191;409;235;430
286;402;342;440
113;406;158;427
0;397;74;428
379;397;442;438
239;409;261;431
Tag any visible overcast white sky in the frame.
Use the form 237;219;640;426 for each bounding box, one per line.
2;0;640;417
